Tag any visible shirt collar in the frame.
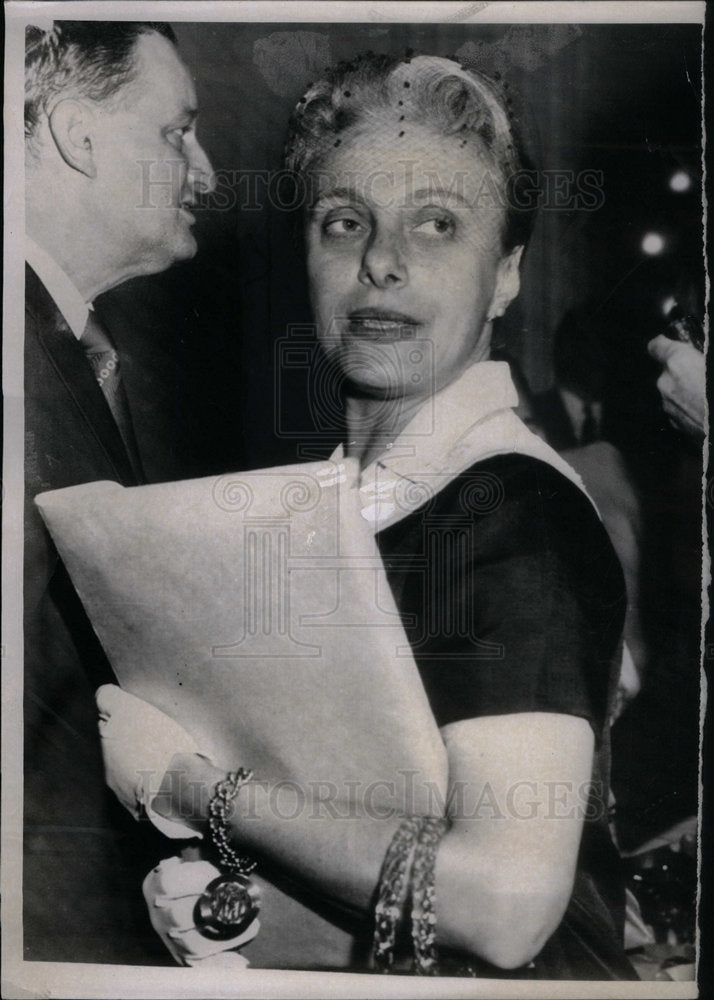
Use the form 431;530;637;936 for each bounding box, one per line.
25;236;90;339
332;361;595;531
332;361;522;524
364;361;518;484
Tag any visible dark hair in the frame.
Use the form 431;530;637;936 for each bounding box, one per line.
25;20;177;139
284;51;538;252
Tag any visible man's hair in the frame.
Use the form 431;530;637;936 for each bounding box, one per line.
284;52;538;252
25;20;177;140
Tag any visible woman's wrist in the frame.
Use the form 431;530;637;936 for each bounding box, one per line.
151;752;225;834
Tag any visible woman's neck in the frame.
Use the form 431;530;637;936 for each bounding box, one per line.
344;392;427;469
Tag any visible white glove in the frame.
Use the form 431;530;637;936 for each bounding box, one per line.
143;856;259;967
97;684;204;839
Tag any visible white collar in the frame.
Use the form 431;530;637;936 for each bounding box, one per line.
332;361;591;529
362;361;517;483
25;236;90;340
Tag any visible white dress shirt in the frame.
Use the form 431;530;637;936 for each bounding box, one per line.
25;235;90;339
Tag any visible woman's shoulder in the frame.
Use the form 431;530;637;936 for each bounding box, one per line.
430;452;597;528
393;452;622;583
457;451;587;494
379;451;623;584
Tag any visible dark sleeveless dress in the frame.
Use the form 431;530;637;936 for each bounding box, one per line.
376;453;638;980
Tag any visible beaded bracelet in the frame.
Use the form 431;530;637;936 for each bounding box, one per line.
373;816;424;971
373;815;451;974
410;816;450;975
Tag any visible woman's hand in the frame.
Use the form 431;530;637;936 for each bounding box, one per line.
143;855;259;966
96;684;205;839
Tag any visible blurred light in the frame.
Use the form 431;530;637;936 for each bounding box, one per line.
662;296;677;316
641;232;665;255
669;171;692;192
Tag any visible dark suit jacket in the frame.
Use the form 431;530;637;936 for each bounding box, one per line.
23;265;169;964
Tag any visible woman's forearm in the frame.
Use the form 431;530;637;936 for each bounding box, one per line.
155;753;416;913
153;750;574;969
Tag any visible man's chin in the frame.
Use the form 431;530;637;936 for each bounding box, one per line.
153;232;198;271
172;229;199;262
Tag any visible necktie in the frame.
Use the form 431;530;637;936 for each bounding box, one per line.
81;312;145;481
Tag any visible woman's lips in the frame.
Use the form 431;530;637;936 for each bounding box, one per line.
346;311;421;340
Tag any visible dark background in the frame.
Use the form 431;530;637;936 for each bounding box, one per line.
99;21;704;483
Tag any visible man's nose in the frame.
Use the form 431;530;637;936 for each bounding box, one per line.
186;137;215;195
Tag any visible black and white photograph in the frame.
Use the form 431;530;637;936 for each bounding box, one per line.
2;2;707;996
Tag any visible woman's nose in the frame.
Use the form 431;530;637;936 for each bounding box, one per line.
358;230;407;289
186;137;216;195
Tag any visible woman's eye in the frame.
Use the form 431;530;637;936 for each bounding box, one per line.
414;217;455;236
323;217;365;236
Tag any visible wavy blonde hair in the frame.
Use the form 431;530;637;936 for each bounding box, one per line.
284;52;536;250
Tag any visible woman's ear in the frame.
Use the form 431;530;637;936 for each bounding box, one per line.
488;245;524;321
48;99;97;178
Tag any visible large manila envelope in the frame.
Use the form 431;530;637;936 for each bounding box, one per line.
35;458;447;970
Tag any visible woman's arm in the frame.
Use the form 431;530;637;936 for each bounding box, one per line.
155;709;593;969
434;711;593;968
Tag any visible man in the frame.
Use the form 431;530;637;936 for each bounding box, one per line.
533;305;612;451
24;21;213;963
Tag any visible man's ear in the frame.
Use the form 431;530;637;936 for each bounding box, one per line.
488;245;524;321
48;99;97;178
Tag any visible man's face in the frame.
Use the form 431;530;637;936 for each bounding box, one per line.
88;32;213;279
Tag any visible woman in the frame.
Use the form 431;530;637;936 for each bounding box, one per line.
100;53;637;979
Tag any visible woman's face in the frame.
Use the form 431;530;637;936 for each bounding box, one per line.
305;118;522;399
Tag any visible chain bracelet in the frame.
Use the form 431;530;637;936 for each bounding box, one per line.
207;767;257;875
194;768;261;942
373;816;425;971
410;816;450;976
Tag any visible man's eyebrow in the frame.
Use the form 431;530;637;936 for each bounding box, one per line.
411;186;471;206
